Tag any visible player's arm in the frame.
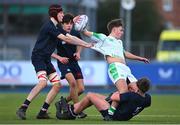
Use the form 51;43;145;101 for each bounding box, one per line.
74;46;83;60
110;91;131;103
48;24;92;48
124;51;150;63
107;92;131;117
57;33;92;48
51;53;69;64
82;30;93;37
82;31;106;45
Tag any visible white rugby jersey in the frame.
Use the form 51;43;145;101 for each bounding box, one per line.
90;32;125;60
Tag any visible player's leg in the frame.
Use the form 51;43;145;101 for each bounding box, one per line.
108;63;128;94
27;71;48;101
73;92;109;114
108;79;127;115
66;62;85;103
65;73;79;103
36;62;62;119
76;79;85;96
73;62;85;96
107;63;128;117
72;63;86;118
57;92;108;120
58;62;79;103
115;79;128;93
71;92;109;120
16;61;48;120
127;74;138;92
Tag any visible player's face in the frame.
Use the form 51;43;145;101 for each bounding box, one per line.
62;22;73;33
57;11;64;23
114;26;124;39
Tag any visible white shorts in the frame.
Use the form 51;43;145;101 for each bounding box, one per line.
108;62;137;84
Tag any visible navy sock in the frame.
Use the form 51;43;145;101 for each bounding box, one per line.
42;102;50;110
39;102;49;115
21;99;30;111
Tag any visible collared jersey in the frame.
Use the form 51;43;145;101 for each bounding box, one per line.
90;32;125;60
32;20;66;60
113;92;151;121
56;29;81;61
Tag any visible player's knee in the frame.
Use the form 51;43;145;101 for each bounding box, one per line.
37;71;48;88
37;71;48;83
38;80;48;88
87;92;94;98
48;72;61;85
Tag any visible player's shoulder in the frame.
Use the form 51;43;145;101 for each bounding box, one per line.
40;20;55;31
145;93;151;103
120;92;137;99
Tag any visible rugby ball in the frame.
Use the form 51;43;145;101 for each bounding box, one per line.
74;15;88;31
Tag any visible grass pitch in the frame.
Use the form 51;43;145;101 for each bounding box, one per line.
0;93;180;124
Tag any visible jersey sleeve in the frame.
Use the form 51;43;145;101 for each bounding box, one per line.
90;32;106;43
48;25;67;38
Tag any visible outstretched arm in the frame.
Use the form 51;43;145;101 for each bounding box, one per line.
124;51;150;63
57;33;92;48
82;30;93;37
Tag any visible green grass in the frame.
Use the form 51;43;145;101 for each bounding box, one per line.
0;93;180;124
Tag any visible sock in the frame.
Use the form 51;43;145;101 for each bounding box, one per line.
39;102;49;115
20;99;31;111
108;106;116;116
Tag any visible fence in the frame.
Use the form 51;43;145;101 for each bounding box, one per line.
0;36;158;61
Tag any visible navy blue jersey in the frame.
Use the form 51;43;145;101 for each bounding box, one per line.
113;92;151;121
32;20;66;60
56;29;81;61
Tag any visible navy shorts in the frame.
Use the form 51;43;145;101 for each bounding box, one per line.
57;61;83;80
32;58;56;75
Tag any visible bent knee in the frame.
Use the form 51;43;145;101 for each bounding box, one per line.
38;80;48;88
87;92;95;98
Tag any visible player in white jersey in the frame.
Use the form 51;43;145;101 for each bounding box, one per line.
81;19;150;119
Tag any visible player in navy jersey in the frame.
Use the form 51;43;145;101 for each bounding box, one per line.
55;77;151;121
52;13;86;118
16;4;92;120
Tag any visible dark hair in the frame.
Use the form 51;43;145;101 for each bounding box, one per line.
48;4;63;21
107;19;123;33
62;13;74;24
137;77;151;93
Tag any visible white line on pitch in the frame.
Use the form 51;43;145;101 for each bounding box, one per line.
88;114;180;118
